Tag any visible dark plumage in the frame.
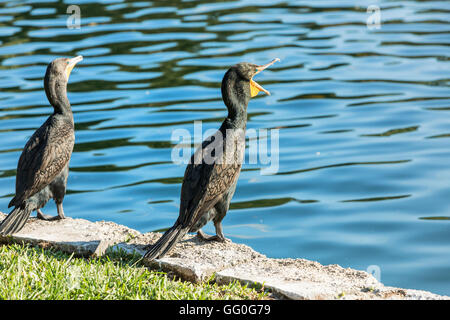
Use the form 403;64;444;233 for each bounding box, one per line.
0;56;83;235
145;58;279;260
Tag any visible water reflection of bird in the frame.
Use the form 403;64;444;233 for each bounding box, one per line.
0;56;83;235
145;58;279;260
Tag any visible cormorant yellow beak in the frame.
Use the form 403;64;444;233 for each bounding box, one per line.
65;55;83;80
250;58;280;97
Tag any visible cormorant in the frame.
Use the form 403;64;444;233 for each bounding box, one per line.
0;56;83;235
145;58;279;260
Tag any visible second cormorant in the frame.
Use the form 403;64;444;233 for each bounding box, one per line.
0;56;83;235
145;58;279;260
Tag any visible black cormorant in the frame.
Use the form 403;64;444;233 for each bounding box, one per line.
0;56;83;235
145;58;279;260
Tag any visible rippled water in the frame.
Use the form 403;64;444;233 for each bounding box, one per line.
0;0;449;295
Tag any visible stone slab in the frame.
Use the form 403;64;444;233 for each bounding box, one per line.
215;257;447;300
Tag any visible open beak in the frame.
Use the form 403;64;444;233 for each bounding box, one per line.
65;55;83;80
250;58;280;97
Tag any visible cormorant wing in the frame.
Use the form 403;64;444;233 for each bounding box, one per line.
177;131;241;228
9;117;74;207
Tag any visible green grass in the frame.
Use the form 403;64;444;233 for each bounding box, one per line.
0;243;269;300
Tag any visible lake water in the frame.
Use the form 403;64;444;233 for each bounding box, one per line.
0;0;449;296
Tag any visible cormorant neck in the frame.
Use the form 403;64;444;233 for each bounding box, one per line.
44;75;72;116
221;70;249;129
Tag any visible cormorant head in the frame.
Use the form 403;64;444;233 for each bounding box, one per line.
44;56;83;111
221;58;279;120
231;58;280;98
45;55;83;84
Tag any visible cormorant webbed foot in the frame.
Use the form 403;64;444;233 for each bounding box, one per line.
36;203;66;221
197;229;229;242
36;209;63;221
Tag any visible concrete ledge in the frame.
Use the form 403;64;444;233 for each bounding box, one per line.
0;212;448;300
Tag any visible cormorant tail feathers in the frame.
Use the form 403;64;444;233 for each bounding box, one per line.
0;203;32;236
144;224;187;260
